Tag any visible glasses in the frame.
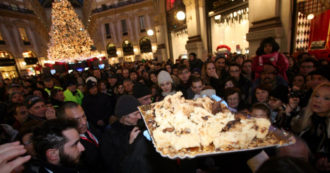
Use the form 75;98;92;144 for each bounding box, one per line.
229;70;240;73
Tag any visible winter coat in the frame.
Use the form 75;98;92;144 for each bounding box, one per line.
63;89;84;105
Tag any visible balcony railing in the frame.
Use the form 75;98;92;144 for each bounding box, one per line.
92;0;145;14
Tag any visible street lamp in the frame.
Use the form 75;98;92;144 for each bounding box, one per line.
176;11;186;21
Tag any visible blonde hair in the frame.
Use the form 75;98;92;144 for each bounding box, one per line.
300;81;330;131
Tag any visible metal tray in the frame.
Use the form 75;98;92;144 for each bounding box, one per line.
138;104;296;159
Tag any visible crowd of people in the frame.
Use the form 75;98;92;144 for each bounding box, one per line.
0;37;329;173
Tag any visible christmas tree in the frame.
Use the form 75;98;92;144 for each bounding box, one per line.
47;0;97;62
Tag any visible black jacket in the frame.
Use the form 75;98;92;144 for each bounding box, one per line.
82;93;114;128
100;121;134;173
25;160;80;173
79;125;104;173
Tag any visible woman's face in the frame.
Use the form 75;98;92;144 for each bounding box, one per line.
264;43;273;54
150;74;157;83
227;93;239;109
293;76;305;89
160;82;172;93
118;85;125;94
311;86;330;117
206;63;216;76
225;81;234;89
256;88;269;103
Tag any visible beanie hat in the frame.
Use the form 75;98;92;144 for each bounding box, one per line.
25;95;44;109
270;85;288;104
157;70;173;85
86;80;97;90
115;95;141;117
133;83;151;99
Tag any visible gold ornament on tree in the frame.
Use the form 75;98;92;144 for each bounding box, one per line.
47;0;101;62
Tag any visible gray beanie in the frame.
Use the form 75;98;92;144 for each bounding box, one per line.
115;95;141;117
157;70;173;85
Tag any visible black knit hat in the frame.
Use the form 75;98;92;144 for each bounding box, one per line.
270;85;288;104
115;95;141;117
133;83;151;99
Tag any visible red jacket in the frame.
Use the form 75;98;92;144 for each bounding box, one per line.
252;52;289;81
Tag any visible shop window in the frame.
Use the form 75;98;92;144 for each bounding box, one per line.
121;20;128;36
104;23;111;39
0;51;16;66
22;51;38;65
0;32;5;45
139;16;146;32
18;28;30;45
139;37;152;53
107;43;117;57
122;40;134;56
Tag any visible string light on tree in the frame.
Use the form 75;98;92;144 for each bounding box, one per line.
47;0;102;62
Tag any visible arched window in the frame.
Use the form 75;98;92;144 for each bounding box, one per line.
107;43;117;57
122;40;133;56
139;37;152;53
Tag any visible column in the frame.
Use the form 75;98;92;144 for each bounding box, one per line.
246;0;292;57
183;0;207;60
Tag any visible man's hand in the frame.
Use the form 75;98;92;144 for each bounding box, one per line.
129;127;141;144
0;142;31;173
